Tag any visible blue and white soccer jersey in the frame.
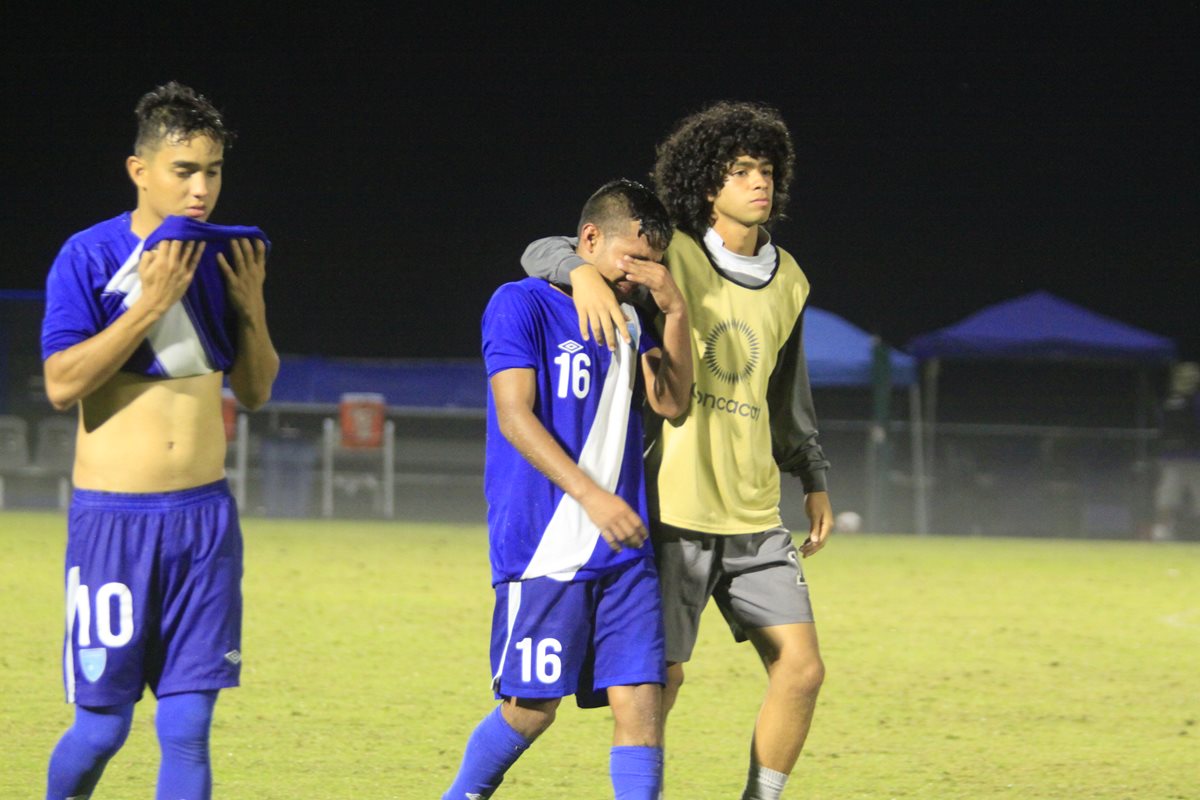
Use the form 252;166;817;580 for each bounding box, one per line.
63;481;243;706
42;212;269;376
481;278;666;703
483;278;655;584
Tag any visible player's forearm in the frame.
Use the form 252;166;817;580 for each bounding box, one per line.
227;311;279;411
43;302;164;410
647;309;693;419
497;403;604;503
768;311;831;492
773;403;831;493
520;236;584;284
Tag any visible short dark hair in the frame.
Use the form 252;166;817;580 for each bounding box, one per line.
652;101;794;239
578;179;673;252
133;81;235;155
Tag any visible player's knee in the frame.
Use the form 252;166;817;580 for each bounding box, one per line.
156;692;216;764
73;704;134;760
534;697;562;727
661;663;685;716
609;684;664;745
665;662;685;694
779;652;825;698
504;696;560;738
157;725;211;765
803;655;826;694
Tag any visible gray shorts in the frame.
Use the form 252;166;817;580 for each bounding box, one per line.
654;524;813;663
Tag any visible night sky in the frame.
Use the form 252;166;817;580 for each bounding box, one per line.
4;6;1197;359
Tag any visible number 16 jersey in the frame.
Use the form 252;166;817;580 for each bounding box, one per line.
482;278;656;586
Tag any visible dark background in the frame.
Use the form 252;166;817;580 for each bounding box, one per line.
4;6;1196;360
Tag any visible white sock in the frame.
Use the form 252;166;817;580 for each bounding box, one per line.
742;763;789;800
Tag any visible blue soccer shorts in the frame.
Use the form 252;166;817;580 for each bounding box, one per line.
490;556;665;708
61;480;243;706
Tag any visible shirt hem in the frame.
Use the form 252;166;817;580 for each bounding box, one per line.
656;511;784;536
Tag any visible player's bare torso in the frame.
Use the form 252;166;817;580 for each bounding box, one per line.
73;371;227;492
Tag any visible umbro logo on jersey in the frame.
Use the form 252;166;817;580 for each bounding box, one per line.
558;339;583;354
224;650;242;665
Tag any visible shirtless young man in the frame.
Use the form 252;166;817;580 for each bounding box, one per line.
42;81;278;800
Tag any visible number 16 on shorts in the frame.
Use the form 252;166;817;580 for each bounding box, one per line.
515;637;563;683
491;580;589;699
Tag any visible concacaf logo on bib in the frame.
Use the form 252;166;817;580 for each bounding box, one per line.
702;318;760;384
693;318;764;421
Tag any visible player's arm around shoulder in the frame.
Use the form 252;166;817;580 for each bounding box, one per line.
490;367;647;550
521;235;631;350
221;238;279;410
624;256;692;420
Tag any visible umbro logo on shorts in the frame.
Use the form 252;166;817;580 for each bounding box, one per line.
224;650;242;665
558;339;583;353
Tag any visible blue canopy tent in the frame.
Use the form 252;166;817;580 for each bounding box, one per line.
805;307;927;533
806;307;918;387
906;290;1177;536
907;290;1177;431
908;290;1177;363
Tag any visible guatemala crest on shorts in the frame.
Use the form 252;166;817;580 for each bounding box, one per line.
79;647;107;682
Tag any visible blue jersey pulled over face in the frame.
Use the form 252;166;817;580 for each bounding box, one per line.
483;278;657;585
41;213;269;376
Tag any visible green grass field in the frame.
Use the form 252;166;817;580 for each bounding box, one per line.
2;511;1197;799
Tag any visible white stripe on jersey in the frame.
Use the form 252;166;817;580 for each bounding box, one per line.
105;240;215;377
103;241;145;295
520;310;641;582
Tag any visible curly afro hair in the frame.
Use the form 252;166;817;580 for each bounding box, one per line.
652;101;794;239
133;81;235;155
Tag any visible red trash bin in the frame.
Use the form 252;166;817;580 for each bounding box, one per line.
339;392;386;449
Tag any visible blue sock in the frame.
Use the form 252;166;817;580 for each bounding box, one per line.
155;690;218;800
610;746;663;800
46;702;135;800
442;706;532;799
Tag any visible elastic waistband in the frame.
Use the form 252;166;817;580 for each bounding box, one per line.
71;479;232;512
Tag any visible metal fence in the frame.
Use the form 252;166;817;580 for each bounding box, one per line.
812;418;1159;538
0;396;1168;539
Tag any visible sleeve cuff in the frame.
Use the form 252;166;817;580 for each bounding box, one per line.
798;469;829;494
